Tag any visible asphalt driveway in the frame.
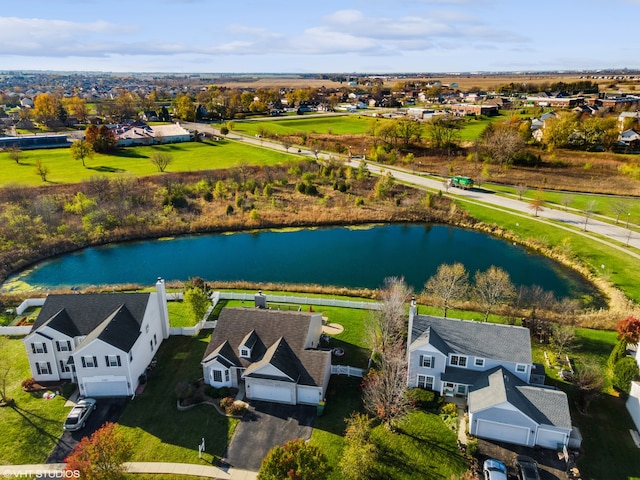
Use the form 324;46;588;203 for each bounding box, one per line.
223;401;316;471
46;396;129;463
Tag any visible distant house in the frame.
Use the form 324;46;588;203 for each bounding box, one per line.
24;279;171;397
114;122;191;147
201;307;331;406
406;301;573;449
449;104;499;116
140;111;158;122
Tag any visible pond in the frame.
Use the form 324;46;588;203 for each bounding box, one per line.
3;224;599;303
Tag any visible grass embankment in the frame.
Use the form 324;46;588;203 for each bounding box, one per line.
0;140;295;187
458;200;640;315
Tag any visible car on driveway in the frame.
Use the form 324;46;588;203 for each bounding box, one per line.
483;458;508;480
63;398;97;431
515;455;541;480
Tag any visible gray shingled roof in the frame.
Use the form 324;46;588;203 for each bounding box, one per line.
32;293;150;351
469;367;572;429
411;315;532;364
202;308;329;388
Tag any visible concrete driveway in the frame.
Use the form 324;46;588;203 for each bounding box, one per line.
223;401;316;471
46;396;129;463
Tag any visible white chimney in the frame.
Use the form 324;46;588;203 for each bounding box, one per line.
156;277;170;339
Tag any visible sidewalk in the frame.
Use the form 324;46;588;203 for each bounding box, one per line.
0;463;258;479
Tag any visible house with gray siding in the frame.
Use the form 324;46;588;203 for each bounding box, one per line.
407;300;573;449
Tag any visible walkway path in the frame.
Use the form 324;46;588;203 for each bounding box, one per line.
0;463;257;479
185;120;640;257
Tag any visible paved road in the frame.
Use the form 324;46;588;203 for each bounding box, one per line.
223;401;316;471
185;121;640;258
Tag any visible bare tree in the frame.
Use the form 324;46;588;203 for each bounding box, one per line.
423;263;469;318
574;362;604;414
473;266;516;321
35;159;49;182
366;277;412;355
583;199;598;231
549;323;577;356
0;337;13;406
480;125;526;169
85;174;112;204
560;195;574;211
149;152;173;172
611;199;630;224
8;147;21;164
361;346;410;430
515;184;528;200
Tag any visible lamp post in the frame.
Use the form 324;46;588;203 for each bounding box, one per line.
627;212;631;229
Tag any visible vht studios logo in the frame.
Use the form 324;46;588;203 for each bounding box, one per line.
1;470;81;478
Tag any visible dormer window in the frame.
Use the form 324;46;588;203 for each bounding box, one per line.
474;358;485;367
450;355;467;368
516;364;527;373
240;347;251;358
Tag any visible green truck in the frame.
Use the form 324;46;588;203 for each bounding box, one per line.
450;176;474;189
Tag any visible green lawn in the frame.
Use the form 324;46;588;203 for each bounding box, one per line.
0;337;71;465
0;140;295;186
459;200;640;304
232;115;374;136
117;333;238;465
167;301;197;328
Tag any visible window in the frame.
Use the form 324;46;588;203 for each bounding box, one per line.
56;340;71;352
474;358;485;367
129;352;133;362
105;355;121;367
225;370;230;382
153;334;157;346
516;364;527;373
81;356;97;368
417;374;434;390
59;360;70;373
36;362;52;375
240;348;250;358
420;355;433;368
212;370;223;383
450;355;467;367
31;342;47;354
145;324;150;334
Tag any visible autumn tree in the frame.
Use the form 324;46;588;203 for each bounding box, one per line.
473;266;516;321
529;189;545;217
616;316;640;345
35;159;50;182
423;262;469;317
150;152;172;172
258;438;331;480
339;413;378;480
33;93;60;127
542;112;579;150
8;147;21;164
480;123;526;169
425;117;461;152
70;139;94;167
173;94;196;121
574;362;604;414
64;96;89;123
394;118;423;147
65;422;133;480
85;125;117;153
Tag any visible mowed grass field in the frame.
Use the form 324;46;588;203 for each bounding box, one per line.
0;140;297;186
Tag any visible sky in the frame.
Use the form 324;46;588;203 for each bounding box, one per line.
2;0;640;74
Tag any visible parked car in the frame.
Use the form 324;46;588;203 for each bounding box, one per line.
515;455;541;480
483;458;508;480
63;398;97;431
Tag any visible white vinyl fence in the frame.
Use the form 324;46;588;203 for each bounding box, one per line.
213;292;382;311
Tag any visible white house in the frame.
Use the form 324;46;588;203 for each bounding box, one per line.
24;278;170;397
406;301;573;449
627;348;640;433
115;123;191;147
201;308;331;406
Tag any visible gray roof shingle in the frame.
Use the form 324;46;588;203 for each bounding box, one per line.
411;315;532;364
203;308;329;387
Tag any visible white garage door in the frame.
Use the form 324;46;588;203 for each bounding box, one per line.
476;419;530;446
536;428;567;449
249;382;293;404
297;386;321;405
83;376;129;397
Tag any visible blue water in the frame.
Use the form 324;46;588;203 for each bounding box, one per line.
5;224;596;299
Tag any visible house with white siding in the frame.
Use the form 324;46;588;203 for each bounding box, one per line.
24;278;170;397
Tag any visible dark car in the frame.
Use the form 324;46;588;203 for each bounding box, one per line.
515;455;541;480
63;398;97;431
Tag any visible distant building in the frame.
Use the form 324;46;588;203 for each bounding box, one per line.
0;134;70;150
